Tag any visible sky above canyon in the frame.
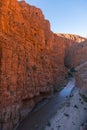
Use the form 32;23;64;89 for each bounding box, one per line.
26;0;87;37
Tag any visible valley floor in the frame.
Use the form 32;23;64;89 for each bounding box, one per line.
16;78;87;130
16;78;74;130
45;87;87;130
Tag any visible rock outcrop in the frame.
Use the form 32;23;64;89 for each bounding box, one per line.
57;33;85;43
73;41;87;90
0;0;86;130
75;61;87;90
65;40;87;68
65;39;87;90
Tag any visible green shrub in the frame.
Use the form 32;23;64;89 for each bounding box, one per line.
47;121;51;127
64;113;69;117
74;105;78;109
79;93;87;102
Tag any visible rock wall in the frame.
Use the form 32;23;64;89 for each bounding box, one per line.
0;0;86;130
75;63;87;90
56;33;85;43
64;39;87;90
65;40;87;68
68;41;87;90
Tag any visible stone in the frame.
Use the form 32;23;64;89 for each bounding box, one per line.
65;40;87;68
80;123;87;130
0;0;86;130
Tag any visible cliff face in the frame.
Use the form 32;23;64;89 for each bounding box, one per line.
65;40;87;68
0;1;66;130
0;0;86;130
57;34;87;69
75;62;87;90
56;33;85;43
66;40;87;90
64;39;87;90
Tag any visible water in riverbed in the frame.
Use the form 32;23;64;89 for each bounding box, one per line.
16;78;75;130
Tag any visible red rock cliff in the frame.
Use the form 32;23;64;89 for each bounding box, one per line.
56;33;85;43
65;40;87;90
65;40;87;68
0;0;86;130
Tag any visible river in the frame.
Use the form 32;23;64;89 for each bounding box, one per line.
16;78;75;130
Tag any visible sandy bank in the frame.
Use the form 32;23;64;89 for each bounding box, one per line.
45;87;87;130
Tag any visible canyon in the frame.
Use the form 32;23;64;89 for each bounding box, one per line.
0;0;87;130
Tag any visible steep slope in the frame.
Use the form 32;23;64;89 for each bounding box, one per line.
0;1;67;130
64;39;87;89
75;61;87;90
65;40;87;68
0;0;86;130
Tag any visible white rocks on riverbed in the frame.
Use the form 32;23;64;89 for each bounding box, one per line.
45;87;87;130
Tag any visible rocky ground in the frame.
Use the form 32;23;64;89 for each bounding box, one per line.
16;78;75;130
45;87;87;130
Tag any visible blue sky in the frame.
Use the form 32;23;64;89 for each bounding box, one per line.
26;0;87;37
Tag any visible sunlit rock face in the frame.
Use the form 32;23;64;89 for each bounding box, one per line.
56;33;85;43
0;0;86;130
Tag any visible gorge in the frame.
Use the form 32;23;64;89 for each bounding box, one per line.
0;0;87;130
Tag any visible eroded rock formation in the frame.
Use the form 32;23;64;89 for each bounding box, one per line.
57;33;85;43
69;41;87;90
64;39;87;90
65;40;87;68
75;62;87;90
0;0;86;130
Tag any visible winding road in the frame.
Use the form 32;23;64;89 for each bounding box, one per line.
16;78;75;130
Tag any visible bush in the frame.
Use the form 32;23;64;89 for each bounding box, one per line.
79;93;87;102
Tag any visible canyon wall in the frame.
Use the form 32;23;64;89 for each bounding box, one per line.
75;62;87;90
64;37;87;90
0;0;86;130
65;40;87;68
65;40;87;90
56;33;85;43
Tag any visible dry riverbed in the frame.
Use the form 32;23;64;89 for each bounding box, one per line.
16;78;87;130
45;87;87;130
16;78;75;130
